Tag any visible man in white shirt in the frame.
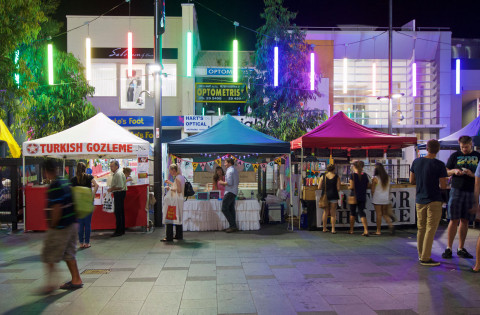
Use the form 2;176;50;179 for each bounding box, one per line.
218;157;240;233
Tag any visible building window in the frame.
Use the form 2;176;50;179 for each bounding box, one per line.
91;63;117;96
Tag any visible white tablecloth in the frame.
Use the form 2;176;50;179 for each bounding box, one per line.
183;200;261;231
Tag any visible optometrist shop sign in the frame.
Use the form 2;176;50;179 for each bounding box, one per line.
184;116;212;133
195;83;247;103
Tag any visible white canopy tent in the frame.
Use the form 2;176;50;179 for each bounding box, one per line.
21;112;151;228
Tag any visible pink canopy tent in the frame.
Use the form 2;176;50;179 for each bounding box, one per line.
291;111;417;150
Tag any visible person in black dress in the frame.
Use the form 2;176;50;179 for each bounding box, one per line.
318;164;341;234
348;161;371;236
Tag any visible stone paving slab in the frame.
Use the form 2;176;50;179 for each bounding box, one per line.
1;224;480;314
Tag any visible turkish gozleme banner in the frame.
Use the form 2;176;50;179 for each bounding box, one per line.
22;142;148;156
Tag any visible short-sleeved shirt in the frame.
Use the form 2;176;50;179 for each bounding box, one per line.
410;157;448;204
71;174;94;188
446;150;480;192
350;173;370;202
111;169;127;191
46;177;76;229
225;166;239;196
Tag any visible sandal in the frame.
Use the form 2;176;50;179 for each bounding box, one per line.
472;268;480;273
161;238;173;242
375;232;382;235
347;231;354;234
84;244;91;248
322;229;330;233
59;281;83;290
331;231;337;234
362;233;369;237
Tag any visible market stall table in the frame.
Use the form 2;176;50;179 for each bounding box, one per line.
25;184;148;231
182;199;261;231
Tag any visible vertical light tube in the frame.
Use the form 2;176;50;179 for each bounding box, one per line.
412;62;417;97
372;62;376;96
127;32;133;78
218;107;221;116
202;107;205;116
233;39;238;82
274;46;278;87
14;50;20;86
456;59;461;95
48;44;54;85
310;52;314;90
343;57;347;94
187;31;192;77
85;37;91;81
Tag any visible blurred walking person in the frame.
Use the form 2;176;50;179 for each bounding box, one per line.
371;163;394;235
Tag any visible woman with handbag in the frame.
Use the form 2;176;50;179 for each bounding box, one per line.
371;163;394;235
162;164;185;242
318;164;341;234
348;161;371;236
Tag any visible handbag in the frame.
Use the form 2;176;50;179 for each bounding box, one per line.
318;174;329;208
348;174;357;205
165;205;177;220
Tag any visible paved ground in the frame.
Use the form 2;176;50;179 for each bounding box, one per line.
1;223;480;315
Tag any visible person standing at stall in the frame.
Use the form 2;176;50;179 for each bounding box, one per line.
71;162;99;249
213;166;226;198
218;157;239;233
162;164;185;242
123;167;134;186
371;163;394;235
108;160;127;237
348;161;371;236
318;164;340;234
410;139;448;266
40;159;83;294
442;136;480;260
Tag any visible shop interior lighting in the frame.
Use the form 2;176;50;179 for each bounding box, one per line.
48;44;54;85
274;46;278;87
187;31;192;77
127;32;133;77
85;37;91;81
343;57;347;94
456;59;460;94
412;62;417;97
371;62;376;96
310;52;314;91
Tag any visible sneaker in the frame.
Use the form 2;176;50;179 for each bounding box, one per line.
442;248;453;259
457;248;474;259
420;259;441;266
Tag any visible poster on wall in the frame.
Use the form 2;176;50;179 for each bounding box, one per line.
137;150;149;185
120;64;146;110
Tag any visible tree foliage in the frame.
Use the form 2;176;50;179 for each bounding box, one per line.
0;0;97;141
245;0;326;141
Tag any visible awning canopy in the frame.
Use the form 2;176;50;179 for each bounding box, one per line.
418;116;480;150
168;114;290;154
22;112;150;159
291;111;417;150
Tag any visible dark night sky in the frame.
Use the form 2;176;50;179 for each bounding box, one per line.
54;0;480;51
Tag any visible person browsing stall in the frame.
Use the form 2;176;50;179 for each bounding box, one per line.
213;166;226;198
108;161;127;237
318;164;341;234
162;164;185;242
71;162;99;249
371;163;395;235
442;136;480;260
348;161;371;236
218;158;240;233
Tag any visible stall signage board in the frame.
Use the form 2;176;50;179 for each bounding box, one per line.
206;68;254;76
130;129;154;143
315;187;416;227
23;142;148;156
184;116;212;133
110;116;153;128
195;83;247;103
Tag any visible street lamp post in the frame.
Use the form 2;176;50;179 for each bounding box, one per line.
153;0;165;227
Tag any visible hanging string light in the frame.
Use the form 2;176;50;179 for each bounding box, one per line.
85;25;91;81
343;44;348;94
48;44;54;85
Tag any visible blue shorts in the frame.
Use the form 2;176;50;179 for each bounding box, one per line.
447;188;474;221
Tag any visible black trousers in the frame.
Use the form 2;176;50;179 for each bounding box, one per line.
305;200;317;230
166;224;183;241
221;192;237;228
113;191;126;234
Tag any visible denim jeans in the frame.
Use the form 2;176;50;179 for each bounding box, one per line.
78;213;92;243
221;192;237;228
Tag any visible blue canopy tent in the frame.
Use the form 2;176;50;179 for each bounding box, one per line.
168;114;291;154
418;116;480;150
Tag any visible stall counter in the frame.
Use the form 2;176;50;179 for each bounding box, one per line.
25;184;148;231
